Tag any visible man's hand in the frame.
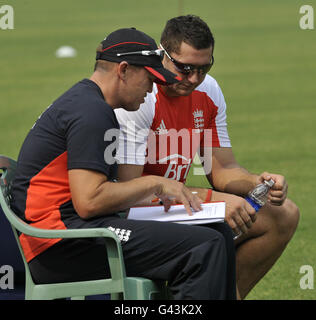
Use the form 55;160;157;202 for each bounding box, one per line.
155;178;203;215
212;191;257;236
258;172;288;206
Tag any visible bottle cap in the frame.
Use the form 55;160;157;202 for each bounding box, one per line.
264;179;275;188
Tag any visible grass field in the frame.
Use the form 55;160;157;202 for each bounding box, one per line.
1;0;315;299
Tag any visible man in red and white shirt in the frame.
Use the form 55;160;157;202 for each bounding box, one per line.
115;15;300;299
116;73;230;182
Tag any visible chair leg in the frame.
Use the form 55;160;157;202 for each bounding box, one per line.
111;292;123;300
124;278;167;300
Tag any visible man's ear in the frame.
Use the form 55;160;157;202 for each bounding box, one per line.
117;61;129;81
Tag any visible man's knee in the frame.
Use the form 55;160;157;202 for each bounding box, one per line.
276;198;300;240
244;198;300;244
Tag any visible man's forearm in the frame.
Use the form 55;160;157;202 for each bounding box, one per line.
89;175;164;217
208;166;259;197
69;169;163;219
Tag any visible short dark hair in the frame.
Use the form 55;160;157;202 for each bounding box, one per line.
160;15;214;54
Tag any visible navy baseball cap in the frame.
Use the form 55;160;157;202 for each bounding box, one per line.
96;28;181;85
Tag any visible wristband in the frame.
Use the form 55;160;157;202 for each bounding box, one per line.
205;189;213;202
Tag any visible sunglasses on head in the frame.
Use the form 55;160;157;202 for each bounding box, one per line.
160;44;214;76
117;49;164;59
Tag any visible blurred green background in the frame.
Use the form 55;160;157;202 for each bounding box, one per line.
0;0;315;299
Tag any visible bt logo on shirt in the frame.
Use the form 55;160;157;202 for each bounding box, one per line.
164;159;192;181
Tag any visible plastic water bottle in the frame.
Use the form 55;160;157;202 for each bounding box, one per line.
245;179;275;212
233;179;275;240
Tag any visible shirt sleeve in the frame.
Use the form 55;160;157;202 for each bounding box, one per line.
197;75;232;148
114;90;156;165
62;101;119;177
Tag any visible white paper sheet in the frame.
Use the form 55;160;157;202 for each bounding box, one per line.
128;202;225;225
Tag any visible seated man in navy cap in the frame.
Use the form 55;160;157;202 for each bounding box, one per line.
11;28;236;300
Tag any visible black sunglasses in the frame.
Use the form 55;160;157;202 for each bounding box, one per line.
160;44;214;75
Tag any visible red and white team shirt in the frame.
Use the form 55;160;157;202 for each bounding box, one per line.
115;74;231;183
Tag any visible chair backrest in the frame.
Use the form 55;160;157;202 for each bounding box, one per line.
0;156;29;262
0;155;16;206
0;156;27;233
0;156;26;298
0;155;35;267
0;156;40;235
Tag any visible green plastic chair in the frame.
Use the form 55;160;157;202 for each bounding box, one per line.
0;155;169;300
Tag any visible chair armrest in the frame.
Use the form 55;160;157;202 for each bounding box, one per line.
19;223;119;241
0;195;119;241
24;225;126;280
2;205;126;280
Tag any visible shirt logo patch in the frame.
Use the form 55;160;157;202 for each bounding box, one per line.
155;119;168;135
108;227;132;243
193;109;204;129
